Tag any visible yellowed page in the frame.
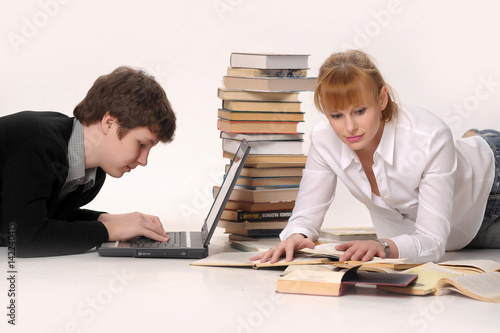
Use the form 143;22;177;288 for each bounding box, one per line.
299;243;344;258
437;272;500;302
378;263;462;295
190;251;331;269
281;264;337;276
438;259;500;273
281;269;344;284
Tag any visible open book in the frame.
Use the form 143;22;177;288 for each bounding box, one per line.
276;264;417;297
298;242;344;259
229;237;280;252
378;261;500;302
437;259;500;274
332;258;421;272
320;227;377;241
190;251;332;269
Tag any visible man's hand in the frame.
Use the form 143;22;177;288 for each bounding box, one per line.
99;212;170;242
249;233;315;264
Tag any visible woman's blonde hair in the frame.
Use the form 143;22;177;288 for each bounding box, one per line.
314;50;397;122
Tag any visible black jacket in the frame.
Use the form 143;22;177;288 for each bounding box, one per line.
0;111;108;257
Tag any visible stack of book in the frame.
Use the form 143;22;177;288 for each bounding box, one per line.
215;52;317;239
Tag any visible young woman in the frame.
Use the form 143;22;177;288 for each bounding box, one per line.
252;50;500;264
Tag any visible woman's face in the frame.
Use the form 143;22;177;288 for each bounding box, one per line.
323;86;388;155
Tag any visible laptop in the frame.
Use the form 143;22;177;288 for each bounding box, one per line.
97;139;251;259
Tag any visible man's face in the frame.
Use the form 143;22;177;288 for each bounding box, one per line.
99;124;159;178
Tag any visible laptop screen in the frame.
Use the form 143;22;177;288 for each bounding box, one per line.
201;139;250;245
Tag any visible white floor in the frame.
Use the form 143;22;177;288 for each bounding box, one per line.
2;229;499;333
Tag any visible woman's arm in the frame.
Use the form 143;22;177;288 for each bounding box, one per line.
251;132;339;262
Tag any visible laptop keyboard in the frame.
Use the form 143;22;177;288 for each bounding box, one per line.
132;232;186;248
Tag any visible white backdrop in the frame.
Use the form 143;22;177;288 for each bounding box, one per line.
2;0;500;230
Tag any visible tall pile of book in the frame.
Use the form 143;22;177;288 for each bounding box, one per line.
214;52;316;239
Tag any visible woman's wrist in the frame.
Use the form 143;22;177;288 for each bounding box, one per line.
374;239;391;257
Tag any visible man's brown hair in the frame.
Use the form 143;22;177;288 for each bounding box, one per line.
74;66;176;142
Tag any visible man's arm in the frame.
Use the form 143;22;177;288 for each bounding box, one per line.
2;139;109;257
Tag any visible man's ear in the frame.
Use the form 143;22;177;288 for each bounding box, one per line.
101;112;118;134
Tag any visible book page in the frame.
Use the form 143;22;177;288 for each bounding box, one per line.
281;264;337;276
229;238;280;252
276;266;347;297
438;259;500;273
299;243;344;258
190;251;332;269
366;258;414;264
378;263;463;296
437;272;500;302
282;269;344;284
360;258;420;271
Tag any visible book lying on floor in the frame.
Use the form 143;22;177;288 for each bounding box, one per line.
229;237;280;252
298;243;345;260
437;259;500;274
333;258;421;272
276;264;418;297
377;262;500;302
435;272;500;302
320;227;377;241
190;251;332;269
299;242;420;271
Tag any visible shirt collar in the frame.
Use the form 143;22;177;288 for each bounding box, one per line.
67;119;86;182
375;120;395;166
66;119;96;190
340;120;396;169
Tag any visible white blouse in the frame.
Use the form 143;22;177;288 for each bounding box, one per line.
280;105;495;262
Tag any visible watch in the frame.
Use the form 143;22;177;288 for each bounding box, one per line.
374;239;391;257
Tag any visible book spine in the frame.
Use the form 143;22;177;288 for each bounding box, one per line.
226;229;283;237
237;209;292;222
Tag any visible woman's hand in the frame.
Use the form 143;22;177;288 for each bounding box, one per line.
335;239;396;262
249;233;316;264
99;212;170;242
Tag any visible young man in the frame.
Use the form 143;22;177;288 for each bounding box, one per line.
0;66;176;257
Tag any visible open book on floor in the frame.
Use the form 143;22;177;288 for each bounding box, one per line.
276;264;418;297
437;259;500;274
298;243;344;260
298;244;422;270
332;258;421;272
377;261;500;303
229;237;280;252
190;251;332;269
319;227;377;242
